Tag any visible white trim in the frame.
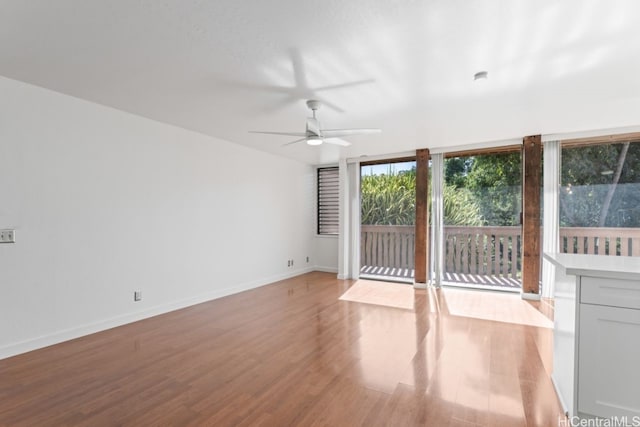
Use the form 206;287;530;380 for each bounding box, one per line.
348;161;361;280
413;281;428;289
337;125;640;167
431;153;444;287
542;125;640;142
552;374;570;417
338;159;349;278
521;291;542;301
0;267;315;360
542;140;560;299
338;159;361;280
313;162;339;170
346;150;415;164
314;234;339;239
430;138;522;155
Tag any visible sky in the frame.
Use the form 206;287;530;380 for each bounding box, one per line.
360;161;416;176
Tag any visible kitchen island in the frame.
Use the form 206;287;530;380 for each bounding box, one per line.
544;252;640;420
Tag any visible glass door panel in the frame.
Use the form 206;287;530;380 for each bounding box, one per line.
443;152;522;291
360;160;417;283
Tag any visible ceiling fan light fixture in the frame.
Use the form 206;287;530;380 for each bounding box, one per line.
307;137;323;146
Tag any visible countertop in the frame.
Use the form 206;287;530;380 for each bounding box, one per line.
544;252;640;281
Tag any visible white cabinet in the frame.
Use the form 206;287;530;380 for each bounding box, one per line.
544;253;640;420
578;303;640;418
580;276;640;309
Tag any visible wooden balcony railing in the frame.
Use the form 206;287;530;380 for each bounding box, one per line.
360;225;640;281
360;225;415;272
560;227;640;256
445;226;521;279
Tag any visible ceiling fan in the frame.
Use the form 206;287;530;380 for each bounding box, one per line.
250;100;381;146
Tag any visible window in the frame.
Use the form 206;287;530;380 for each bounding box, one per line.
560;139;640;255
317;167;339;235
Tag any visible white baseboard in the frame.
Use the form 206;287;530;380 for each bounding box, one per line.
0;267;315;361
313;265;338;274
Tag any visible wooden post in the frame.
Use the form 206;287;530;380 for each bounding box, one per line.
415;148;430;284
522;135;542;295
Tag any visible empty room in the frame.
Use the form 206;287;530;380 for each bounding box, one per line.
1;1;640;426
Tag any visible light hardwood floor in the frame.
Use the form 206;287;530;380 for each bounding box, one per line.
0;272;564;426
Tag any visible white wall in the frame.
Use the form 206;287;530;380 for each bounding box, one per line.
313;236;339;272
0;76;317;359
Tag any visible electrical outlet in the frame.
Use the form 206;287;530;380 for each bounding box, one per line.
306;256;309;263
291;259;294;267
134;291;142;302
0;229;15;243
287;260;291;267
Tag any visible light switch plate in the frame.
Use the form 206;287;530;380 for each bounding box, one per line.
0;229;15;243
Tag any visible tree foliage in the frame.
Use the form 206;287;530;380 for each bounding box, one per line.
445;152;521;226
360;141;640;228
561;142;640;227
361;167;416;225
442;185;483;226
360;166;483;225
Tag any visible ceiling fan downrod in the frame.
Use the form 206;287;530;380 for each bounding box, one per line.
306;99;322;119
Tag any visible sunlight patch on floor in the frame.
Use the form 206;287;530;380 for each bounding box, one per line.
339;279;415;310
442;287;554;328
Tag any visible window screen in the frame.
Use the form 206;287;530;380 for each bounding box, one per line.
318;167;339;235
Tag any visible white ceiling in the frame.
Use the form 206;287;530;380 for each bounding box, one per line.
2;1;640;165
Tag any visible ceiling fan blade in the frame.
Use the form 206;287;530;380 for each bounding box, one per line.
323;138;351;147
317;98;344;113
249;131;307;137
282;137;307;146
290;48;309;90
321;128;381;138
314;79;376;92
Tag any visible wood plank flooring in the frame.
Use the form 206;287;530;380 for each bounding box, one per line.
0;272;564;426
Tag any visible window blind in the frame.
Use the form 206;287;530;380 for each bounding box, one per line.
317;167;339;235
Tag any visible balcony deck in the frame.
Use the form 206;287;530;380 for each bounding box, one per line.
360;265;521;290
360;224;640;292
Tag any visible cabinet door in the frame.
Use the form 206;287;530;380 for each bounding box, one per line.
578;304;640;418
